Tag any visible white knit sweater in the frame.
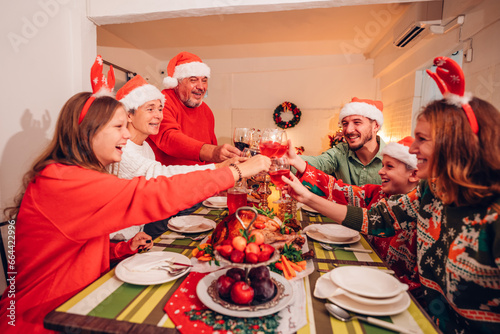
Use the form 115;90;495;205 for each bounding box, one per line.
108;140;215;240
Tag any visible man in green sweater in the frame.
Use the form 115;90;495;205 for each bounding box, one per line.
301;97;386;186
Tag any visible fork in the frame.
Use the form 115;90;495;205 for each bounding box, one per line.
157;265;189;275
320;243;372;253
160;233;207;241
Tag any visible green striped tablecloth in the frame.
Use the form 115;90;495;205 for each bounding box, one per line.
44;207;441;334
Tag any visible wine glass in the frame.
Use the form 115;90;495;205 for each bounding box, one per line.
259;129;284;158
233;128;252;151
274;130;288;158
268;157;291;204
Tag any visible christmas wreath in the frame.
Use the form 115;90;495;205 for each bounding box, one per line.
273;101;301;129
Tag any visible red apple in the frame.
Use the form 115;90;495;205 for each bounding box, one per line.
216;275;235;299
249;230;265;245
230;281;254;305
258;244;275;262
246;252;259;264
232;236;247;252
230;249;245;263
216;244;233;259
245;242;261;255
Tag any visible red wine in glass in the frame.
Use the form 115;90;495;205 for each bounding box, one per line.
234;141;250;151
269;169;291;189
259;141;280;158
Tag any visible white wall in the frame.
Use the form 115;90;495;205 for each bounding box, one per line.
191;54;378;156
374;0;500;142
97;28;163;87
0;0;96;216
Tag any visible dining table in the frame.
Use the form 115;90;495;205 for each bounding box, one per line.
44;204;441;334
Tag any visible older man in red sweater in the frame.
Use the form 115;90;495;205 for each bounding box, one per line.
148;52;240;166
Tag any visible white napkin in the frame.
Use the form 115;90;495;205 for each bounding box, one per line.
303;224;358;242
168;216;214;232
122;253;174;272
313;270;342;299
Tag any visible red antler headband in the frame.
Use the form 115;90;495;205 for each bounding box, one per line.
425;56;478;134
78;55;116;124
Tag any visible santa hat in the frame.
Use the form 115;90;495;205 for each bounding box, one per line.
382;136;418;169
338;97;384;128
116;75;165;112
163;52;211;89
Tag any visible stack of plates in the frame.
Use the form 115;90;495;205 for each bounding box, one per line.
303;224;360;244
203;196;227;209
316;266;410;316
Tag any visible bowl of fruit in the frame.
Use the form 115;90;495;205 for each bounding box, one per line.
196;266;293;316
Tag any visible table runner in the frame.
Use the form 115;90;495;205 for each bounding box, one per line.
45;207;441;334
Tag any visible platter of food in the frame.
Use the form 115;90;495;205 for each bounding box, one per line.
196;267;293;317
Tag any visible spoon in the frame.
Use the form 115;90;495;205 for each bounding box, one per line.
325;303;420;334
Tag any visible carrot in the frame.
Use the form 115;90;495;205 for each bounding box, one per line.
296;260;307;269
289;261;304;272
197;255;213;262
281;255;296;278
275;262;284;271
192;248;200;257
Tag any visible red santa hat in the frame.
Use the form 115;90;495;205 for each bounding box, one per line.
116;75;165;112
381;136;418;169
338;97;384;129
163;52;211;89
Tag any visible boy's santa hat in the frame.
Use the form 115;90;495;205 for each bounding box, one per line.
116;75;165;111
382;136;418;169
163;52;211;89
339;97;384;129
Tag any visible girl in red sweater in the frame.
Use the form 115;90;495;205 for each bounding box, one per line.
0;57;270;333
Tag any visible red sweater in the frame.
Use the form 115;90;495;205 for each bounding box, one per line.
0;163;233;333
147;89;218;166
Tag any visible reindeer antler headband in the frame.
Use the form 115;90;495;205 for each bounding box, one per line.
425;56;478;134
78;55;116;124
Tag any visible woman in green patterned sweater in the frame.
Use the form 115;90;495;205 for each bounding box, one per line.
283;57;500;334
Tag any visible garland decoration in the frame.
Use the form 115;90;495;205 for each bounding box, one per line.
273;101;301;129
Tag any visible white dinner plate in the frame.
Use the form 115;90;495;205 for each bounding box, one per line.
196;269;293;318
304;225;361;245
203;196;228;208
330;266;409;298
328;290;411;316
302;204;319;213
115;252;191;285
306;231;361;245
168;216;216;233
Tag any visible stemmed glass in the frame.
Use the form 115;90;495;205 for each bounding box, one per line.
233;128;253;151
268;157;291;204
259;129;287;158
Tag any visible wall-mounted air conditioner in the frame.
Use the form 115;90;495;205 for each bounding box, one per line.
393;1;443;48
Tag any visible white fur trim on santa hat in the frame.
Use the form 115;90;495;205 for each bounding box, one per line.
382;142;418;169
163;61;211;89
119;84;165;112
339;102;384;128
